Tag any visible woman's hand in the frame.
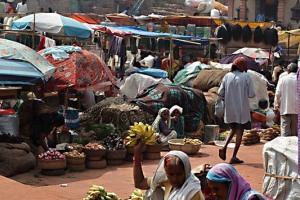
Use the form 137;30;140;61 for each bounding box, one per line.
134;139;146;158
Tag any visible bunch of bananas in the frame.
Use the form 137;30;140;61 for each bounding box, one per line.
128;189;144;200
183;138;202;145
83;185;121;200
126;122;157;146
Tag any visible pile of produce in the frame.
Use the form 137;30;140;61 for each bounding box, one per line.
102;133;125;151
183;138;202;145
241;129;260;145
218;131;230;141
258;126;280;141
38;150;66;160
85;143;106;150
0;133;24;144
128;189;144;200
65;143;84;151
64;150;85;158
83;185;121;200
126;122;157;146
85;123;115;140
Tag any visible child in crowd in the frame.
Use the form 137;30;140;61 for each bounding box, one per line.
251;99;275;129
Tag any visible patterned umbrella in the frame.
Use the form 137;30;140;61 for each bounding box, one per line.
219;53;262;72
12;13;92;39
233;47;270;59
39;46;116;90
0;38;55;84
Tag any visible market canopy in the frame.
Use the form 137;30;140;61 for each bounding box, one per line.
0;38;55;84
12;13;92;39
278;29;300;47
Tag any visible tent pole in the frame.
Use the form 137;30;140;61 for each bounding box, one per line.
32;13;35;49
287;33;291;61
169;36;173;80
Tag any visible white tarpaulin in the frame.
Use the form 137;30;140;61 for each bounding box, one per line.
262;137;300;200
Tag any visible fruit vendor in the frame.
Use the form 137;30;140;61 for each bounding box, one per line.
152;108;177;146
133;140;205;199
30;112;65;154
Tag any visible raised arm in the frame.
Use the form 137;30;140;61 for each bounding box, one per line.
133;140;149;189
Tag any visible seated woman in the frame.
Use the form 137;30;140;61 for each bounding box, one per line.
133;140;205;200
152;108;177;146
251;99;268;129
170;105;185;138
206;163;266;200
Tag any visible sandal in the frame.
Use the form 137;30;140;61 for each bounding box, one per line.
229;157;244;164
219;149;226;161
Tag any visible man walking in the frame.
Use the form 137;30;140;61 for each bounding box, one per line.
274;63;299;136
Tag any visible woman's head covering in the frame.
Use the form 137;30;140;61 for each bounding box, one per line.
147;150;200;200
151;108;170;133
206;163;265;200
231;57;248;72
170;105;183;115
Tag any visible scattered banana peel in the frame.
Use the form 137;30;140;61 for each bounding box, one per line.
126;122;158;146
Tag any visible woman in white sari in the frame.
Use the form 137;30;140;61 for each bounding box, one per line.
133;140;204;200
151;108;177;146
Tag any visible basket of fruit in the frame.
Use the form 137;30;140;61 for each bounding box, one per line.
64;150;86;165
102;133;126;160
37;150;66;169
168;138;202;155
84;143;106;158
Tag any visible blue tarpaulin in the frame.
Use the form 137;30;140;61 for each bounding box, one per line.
0;59;44;85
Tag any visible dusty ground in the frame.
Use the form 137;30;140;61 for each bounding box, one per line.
1;143;265;200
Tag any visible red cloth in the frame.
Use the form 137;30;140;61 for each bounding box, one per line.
6;3;16;14
38;36;46;51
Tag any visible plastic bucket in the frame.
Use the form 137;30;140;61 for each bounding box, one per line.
204;125;219;143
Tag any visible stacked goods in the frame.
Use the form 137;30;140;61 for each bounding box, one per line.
83;185;121;200
84;143;107;169
64;150;86;171
258;126;280;141
103;133;126;166
241;129;260;145
37;150;66;176
128;189;144;200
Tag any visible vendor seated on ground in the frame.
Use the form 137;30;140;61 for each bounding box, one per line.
152;108;177;146
133;140;205;200
170;105;185;138
30;112;65;155
251;99;269;129
139;51;154;68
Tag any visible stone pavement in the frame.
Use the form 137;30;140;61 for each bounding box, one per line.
2;143;265;200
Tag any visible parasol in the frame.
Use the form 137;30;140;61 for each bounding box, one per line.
0;38;55;84
219;53;262;72
12;13;92;39
232;47;270;59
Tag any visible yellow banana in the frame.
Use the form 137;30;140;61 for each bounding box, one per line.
133;189;143;197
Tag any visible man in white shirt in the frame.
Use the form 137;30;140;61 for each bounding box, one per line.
139;52;154;68
274;63;298;136
16;0;28;15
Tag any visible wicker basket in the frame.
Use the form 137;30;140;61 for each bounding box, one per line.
106;149;126;160
146;144;163;153
85;159;107;169
84;149;106;158
87;156;102;161
126;145;134;155
168;139;202;155
106;159;123;166
67;163;86;172
38;159;67;170
66;156;86;165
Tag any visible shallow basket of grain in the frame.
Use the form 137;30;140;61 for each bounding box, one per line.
168;139;202;155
